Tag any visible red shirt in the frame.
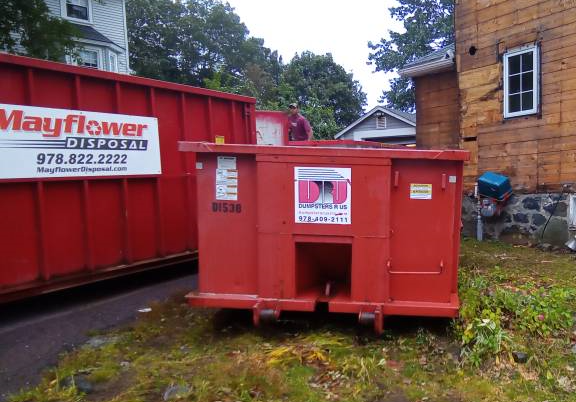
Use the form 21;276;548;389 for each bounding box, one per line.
288;114;312;141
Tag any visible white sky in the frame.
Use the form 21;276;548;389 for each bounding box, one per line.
225;0;404;111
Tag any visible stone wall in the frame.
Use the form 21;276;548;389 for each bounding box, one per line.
462;193;573;247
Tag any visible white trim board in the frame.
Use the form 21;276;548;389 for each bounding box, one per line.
353;128;416;141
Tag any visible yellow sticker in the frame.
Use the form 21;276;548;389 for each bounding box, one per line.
410;184;432;200
215;135;225;144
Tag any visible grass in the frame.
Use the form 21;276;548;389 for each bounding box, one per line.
8;238;576;402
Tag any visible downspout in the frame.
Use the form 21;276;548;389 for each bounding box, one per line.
122;0;130;73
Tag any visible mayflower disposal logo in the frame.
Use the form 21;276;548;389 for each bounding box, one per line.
0;103;161;179
294;166;351;225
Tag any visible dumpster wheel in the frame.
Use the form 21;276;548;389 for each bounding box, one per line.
358;307;383;334
253;303;280;327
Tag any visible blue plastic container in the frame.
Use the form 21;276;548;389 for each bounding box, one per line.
477;172;512;201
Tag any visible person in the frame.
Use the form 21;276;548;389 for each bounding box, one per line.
287;103;313;141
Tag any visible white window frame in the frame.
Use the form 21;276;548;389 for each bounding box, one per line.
108;51;118;73
376;115;387;129
67;46;103;70
61;0;93;24
503;44;539;119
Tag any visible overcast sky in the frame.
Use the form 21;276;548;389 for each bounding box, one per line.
225;0;404;111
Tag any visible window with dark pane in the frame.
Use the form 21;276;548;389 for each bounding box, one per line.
66;0;89;20
504;46;538;117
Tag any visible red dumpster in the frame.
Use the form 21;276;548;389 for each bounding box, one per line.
0;54;256;302
180;142;469;332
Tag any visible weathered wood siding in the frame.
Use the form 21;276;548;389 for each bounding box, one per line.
455;0;576;192
414;71;460;150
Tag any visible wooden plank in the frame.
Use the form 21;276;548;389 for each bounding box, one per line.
458;65;500;90
417;89;459;109
480;140;538;158
478;124;560;146
417;106;460;123
539;136;576;153
473;3;576;48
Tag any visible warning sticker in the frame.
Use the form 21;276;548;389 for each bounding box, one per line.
217;156;236;170
294;167;351;225
215;156;238;200
410;183;432;200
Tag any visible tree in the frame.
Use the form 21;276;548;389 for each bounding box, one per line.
368;0;454;111
126;0;185;82
127;0;281;94
0;0;78;61
127;1;365;139
283;51;366;130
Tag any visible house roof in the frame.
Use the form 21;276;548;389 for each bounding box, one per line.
334;106;416;139
398;44;455;77
72;23;121;48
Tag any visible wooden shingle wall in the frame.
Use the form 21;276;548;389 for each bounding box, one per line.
414;71;460;150
455;0;576;192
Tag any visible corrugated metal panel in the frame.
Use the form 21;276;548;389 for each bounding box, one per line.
0;54;256;302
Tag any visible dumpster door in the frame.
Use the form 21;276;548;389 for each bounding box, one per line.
389;160;459;303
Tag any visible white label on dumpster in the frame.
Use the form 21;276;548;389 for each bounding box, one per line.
217;156;236;170
410;183;432;200
0;103;161;179
215;167;238;200
294;167;351;225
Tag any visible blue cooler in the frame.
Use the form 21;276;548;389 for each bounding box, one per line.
477;172;512;201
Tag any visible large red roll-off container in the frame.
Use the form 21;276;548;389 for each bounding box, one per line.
181;142;469;332
0;54;256;302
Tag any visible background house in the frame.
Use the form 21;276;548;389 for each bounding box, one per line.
401;1;576;246
334;106;416;145
46;0;130;73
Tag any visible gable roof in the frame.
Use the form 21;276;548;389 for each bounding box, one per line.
398;44;455;77
71;23;124;53
334;106;416;139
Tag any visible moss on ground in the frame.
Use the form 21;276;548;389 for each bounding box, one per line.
9;239;576;402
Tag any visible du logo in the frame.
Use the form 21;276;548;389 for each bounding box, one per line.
294;167;352;225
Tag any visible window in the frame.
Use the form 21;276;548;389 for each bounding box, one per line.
63;0;91;22
108;51;118;72
78;48;100;68
503;44;539;118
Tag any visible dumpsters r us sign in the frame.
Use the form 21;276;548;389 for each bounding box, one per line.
295;166;351;225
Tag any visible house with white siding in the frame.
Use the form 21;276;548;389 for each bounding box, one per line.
44;0;130;73
334;106;416;145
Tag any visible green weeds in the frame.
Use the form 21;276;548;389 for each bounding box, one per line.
8;238;576;402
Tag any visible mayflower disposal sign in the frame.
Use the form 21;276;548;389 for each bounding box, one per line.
0;103;161;179
294;167;351;225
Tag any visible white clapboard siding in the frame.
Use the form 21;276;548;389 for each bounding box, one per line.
45;0;129;73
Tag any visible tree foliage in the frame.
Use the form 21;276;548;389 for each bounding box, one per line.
128;0;366;139
127;0;281;94
368;0;454;111
283;52;366;130
0;0;77;61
